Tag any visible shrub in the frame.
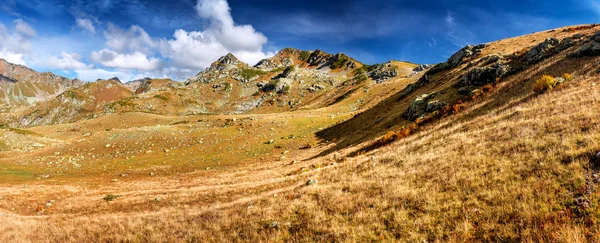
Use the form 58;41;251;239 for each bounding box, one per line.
331;55;348;69
240;68;266;80
153;94;169;101
298;51;310;61
104;194;121;202
563;73;573;82
532;75;556;94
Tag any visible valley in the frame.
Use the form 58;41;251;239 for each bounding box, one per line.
1;24;600;242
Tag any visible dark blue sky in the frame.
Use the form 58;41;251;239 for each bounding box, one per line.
0;0;597;81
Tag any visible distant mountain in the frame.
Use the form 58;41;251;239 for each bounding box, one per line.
17;79;133;127
0;59;82;107
9;49;423;126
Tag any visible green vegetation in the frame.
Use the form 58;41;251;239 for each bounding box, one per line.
109;97;137;108
7;127;39;136
224;82;233;92
63;90;82;100
331;55;349;69
270;66;287;73
353;65;375;75
103;194;121;202
563;73;573;81
0;140;8;151
240;68;267;80
282;84;291;94
298;50;310;61
154;94;170;101
532;75;557;94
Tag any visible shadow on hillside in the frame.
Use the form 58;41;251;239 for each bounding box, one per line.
311;86;414;159
311;54;597;160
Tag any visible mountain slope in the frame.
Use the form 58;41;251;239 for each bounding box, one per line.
0;59;82;108
17;79;133;127
318;24;600;152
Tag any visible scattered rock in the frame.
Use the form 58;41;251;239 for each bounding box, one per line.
575;196;591;208
368;62;399;83
412;64;433;72
154;197;162;202
449;44;488;67
405;92;438;120
306;179;318;186
268;221;280;230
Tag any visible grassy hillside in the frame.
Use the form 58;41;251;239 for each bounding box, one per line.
2;25;600;242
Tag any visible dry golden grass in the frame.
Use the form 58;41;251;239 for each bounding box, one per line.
1;66;599;243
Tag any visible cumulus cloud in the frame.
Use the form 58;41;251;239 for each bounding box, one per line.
104;23;157;54
91;48;163;71
46;52;91;70
76;18;96;33
159;0;271;69
13;19;36;37
0;21;33;65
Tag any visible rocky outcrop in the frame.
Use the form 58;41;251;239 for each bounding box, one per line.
413;64;433;72
458;62;510;87
125;77;151;91
404;92;446;121
427;44;488;74
570;32;600;57
260;78;292;94
368;62;399;83
185;53;250;85
522;38;560;64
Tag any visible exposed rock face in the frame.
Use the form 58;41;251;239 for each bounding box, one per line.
261;78;292;94
427;44;488;74
570;32;600;57
135;79;178;95
255;48;301;70
368;62;399;83
405;92;440;120
458;62;510;87
210;53;245;71
413;64;433;72
448;44;488;67
185;53;250;85
522;38;560;64
125;77;151;91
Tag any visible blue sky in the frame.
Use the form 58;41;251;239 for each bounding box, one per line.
0;0;598;81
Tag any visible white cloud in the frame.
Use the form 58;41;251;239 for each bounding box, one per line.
104;23;157;54
159;29;227;69
0;51;26;65
0;21;32;65
46;52;91;70
76;18;96;33
158;0;272;69
444;10;475;48
90;48;163;71
13;19;37;37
